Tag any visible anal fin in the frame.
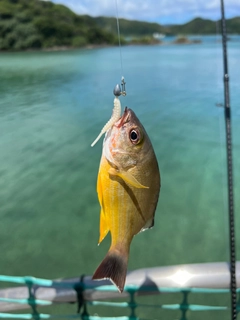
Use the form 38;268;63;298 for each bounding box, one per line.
98;210;109;245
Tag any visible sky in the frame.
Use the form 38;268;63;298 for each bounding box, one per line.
50;0;240;24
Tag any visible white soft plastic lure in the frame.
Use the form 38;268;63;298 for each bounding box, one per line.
91;96;122;147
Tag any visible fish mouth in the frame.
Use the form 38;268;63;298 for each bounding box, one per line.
117;107;131;128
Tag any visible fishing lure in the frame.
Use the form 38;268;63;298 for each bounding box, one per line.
91;78;126;147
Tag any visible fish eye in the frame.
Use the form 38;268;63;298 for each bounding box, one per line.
129;129;141;144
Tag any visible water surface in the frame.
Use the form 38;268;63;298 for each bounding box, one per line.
0;39;239;319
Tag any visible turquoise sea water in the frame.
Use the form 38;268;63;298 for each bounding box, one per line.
0;38;240;319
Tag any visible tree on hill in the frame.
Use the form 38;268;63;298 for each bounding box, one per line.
169;17;216;34
94;16;165;36
0;0;119;50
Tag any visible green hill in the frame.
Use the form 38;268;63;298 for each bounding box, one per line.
168;17;216;35
225;16;240;33
0;0;119;51
93;16;165;36
94;16;240;36
168;17;240;35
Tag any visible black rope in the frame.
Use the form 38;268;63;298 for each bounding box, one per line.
220;1;237;319
74;275;89;317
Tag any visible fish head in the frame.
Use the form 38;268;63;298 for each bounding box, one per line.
103;107;153;169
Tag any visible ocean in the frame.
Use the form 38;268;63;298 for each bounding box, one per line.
0;37;239;319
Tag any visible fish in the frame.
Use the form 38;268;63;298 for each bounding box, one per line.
92;107;160;292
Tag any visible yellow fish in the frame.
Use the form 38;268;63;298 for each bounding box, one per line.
92;107;160;292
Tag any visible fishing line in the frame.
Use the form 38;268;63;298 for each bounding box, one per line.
91;1;126;147
115;0;124;79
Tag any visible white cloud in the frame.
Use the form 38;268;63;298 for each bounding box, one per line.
51;0;240;24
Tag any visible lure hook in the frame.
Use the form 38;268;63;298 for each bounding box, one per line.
121;76;126;96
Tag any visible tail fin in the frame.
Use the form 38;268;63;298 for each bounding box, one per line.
92;249;128;293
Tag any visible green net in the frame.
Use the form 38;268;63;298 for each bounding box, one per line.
0;274;239;320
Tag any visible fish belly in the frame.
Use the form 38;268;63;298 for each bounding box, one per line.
98;156;157;249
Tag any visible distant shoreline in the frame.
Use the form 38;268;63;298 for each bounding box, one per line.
0;44;112;54
0;39;202;54
1;34;239;54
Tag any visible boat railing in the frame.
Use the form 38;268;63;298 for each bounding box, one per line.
0;262;239;319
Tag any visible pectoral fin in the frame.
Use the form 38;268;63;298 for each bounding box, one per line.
108;168;149;189
98;210;109;245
